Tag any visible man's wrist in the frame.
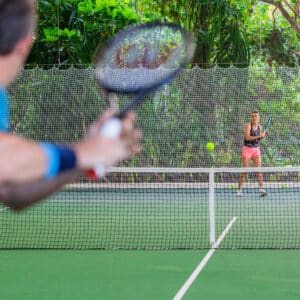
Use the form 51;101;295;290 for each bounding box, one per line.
39;143;77;179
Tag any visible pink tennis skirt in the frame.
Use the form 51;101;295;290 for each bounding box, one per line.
241;146;260;159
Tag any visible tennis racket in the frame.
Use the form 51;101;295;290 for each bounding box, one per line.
264;115;272;131
87;22;195;178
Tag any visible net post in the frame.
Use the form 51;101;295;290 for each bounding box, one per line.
209;169;216;246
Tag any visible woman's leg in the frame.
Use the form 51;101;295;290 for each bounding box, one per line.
253;154;267;196
253;155;263;189
238;157;250;191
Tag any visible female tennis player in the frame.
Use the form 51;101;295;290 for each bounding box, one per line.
0;0;142;210
237;110;269;197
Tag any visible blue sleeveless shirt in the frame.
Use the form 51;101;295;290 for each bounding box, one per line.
244;124;260;148
0;86;9;132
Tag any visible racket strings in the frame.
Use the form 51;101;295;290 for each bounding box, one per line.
112;43;183;70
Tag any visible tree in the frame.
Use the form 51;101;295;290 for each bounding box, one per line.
132;0;251;67
251;0;300;65
261;0;300;36
28;0;141;66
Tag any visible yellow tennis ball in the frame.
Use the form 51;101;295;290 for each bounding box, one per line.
206;142;215;152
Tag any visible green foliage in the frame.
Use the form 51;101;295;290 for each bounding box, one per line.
263;29;299;66
15;1;300;169
134;0;251;67
28;0;141;66
10;67;300;168
246;2;300;66
9;68;106;142
26;0;300;67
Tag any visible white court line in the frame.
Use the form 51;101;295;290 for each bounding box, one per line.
173;216;237;300
0;207;8;212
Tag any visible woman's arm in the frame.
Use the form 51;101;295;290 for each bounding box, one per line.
244;123;267;141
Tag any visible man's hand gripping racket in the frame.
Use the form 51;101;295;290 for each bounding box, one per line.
87;22;195;178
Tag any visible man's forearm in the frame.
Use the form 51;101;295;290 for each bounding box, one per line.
0;170;82;210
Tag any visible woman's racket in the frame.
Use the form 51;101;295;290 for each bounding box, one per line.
264;115;272;131
87;22;195;178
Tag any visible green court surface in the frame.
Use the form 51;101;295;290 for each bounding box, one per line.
1;187;300;249
0;250;300;299
1;184;300;299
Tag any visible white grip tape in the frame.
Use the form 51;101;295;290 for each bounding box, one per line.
100;118;122;138
94;118;122;177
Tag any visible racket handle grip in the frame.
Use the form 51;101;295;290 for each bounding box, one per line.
100;117;122;138
87;118;122;179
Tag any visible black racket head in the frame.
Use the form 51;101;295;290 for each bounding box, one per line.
94;22;195;93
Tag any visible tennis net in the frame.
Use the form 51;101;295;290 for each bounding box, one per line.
1;167;300;249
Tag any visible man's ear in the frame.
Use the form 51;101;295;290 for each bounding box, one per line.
15;33;33;57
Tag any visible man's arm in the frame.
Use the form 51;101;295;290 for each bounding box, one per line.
0;111;142;184
0;170;81;211
0;111;141;210
0;133;48;183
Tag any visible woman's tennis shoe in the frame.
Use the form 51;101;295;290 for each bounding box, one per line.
237;190;243;197
237;189;267;197
259;189;267;197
